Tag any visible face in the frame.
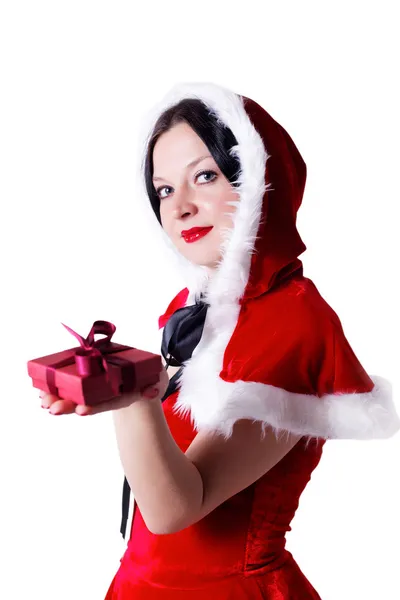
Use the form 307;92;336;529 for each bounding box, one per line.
152;122;239;272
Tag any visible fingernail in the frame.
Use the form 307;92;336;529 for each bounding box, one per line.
144;387;159;399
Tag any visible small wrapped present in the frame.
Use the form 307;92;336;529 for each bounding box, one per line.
27;320;162;406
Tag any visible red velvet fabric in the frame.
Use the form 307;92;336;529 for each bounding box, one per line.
222;270;374;397
240;97;308;302
104;388;325;599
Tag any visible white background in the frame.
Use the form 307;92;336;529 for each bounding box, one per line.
1;1;399;598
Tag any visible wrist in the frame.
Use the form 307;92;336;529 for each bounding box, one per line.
112;392;160;414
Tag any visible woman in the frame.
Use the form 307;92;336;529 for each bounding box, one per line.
40;82;399;598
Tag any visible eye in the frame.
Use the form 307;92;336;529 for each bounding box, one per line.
196;169;217;184
155;170;217;199
156;185;173;199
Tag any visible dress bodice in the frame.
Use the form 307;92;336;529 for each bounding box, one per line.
108;389;325;597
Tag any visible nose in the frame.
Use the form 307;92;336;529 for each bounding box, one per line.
172;184;198;219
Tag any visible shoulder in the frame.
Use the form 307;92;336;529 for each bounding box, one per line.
229;276;339;366
270;276;341;331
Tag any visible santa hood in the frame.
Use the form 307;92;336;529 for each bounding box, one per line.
137;82;399;442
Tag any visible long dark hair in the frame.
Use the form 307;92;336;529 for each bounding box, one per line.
144;98;241;224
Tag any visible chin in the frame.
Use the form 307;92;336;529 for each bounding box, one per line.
197;256;222;270
176;239;222;269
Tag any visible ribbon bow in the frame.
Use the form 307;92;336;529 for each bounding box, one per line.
61;320;116;380
46;320;134;399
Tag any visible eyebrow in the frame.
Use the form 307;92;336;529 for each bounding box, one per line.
152;154;213;182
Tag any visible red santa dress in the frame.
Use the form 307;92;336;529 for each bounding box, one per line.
104;82;399;599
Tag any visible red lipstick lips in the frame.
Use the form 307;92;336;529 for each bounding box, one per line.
181;226;213;243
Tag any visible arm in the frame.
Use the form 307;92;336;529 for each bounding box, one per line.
112;385;302;535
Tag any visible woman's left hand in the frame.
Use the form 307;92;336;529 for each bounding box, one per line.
39;366;170;416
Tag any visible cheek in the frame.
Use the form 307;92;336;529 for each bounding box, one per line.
159;203;168;223
215;185;239;218
159;207;170;234
160;213;178;244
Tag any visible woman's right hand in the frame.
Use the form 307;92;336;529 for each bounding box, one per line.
39;366;170;416
39;391;142;416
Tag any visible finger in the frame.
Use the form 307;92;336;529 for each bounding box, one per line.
49;399;77;415
40;392;60;409
75;404;93;416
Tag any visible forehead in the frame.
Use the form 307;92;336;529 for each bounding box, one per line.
152;122;210;171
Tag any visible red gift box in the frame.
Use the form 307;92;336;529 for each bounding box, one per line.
27;320;163;406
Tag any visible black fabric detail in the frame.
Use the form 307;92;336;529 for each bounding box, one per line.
161;296;209;368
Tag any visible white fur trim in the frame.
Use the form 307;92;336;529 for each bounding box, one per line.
174;370;400;441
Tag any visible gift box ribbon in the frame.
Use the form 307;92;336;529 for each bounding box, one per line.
45;320;136;398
